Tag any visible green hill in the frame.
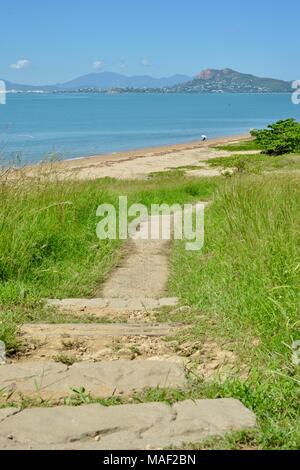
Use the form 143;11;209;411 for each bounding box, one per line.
171;68;292;93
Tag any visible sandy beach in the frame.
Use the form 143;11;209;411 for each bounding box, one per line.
22;133;251;181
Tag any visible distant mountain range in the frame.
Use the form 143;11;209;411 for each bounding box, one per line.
1;69;292;93
60;72;191;89
2;80;54;92
2;73;191;91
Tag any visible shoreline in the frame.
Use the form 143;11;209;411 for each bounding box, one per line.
60;133;251;170
13;133;252;181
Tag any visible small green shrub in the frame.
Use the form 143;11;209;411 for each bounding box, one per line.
251;119;300;156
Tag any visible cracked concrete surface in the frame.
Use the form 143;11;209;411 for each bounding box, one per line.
0;399;256;449
0;360;187;401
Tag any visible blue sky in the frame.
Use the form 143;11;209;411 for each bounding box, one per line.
1;0;299;84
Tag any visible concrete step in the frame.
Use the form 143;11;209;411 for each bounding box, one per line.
21;322;181;338
0;360;187;401
18;322;183;364
0;399;256;449
46;297;179;316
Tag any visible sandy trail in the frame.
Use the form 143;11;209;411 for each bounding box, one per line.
99;214;173;299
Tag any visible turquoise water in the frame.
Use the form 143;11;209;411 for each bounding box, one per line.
1;93;300;164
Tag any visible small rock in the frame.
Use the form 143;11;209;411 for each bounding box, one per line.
94;435;101;442
176;306;192;313
191;351;201;359
0;340;6;365
208;361;220;371
2;383;16;398
292;340;300;366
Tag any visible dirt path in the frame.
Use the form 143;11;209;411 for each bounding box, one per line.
0;161;257;449
99;214;172;299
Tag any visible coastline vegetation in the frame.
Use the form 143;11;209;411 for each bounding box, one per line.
214;139;261;152
0;122;299;449
216;119;300;156
207;152;300;173
251;118;300;155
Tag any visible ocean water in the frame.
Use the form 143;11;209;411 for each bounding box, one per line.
0;92;300;165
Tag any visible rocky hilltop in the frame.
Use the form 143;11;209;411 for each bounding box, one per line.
171;68;292;93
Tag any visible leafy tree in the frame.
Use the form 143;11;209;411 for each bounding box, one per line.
251;119;300;155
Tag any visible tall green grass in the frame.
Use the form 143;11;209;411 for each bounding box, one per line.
207;153;300;173
214;140;261;152
170;173;300;448
0;168;218;349
0;162;299;446
171;174;300;340
0;170;121;304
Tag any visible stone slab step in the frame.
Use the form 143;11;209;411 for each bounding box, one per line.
0;360;187;401
21;322;180;339
0;399;256;449
46;297;179;314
